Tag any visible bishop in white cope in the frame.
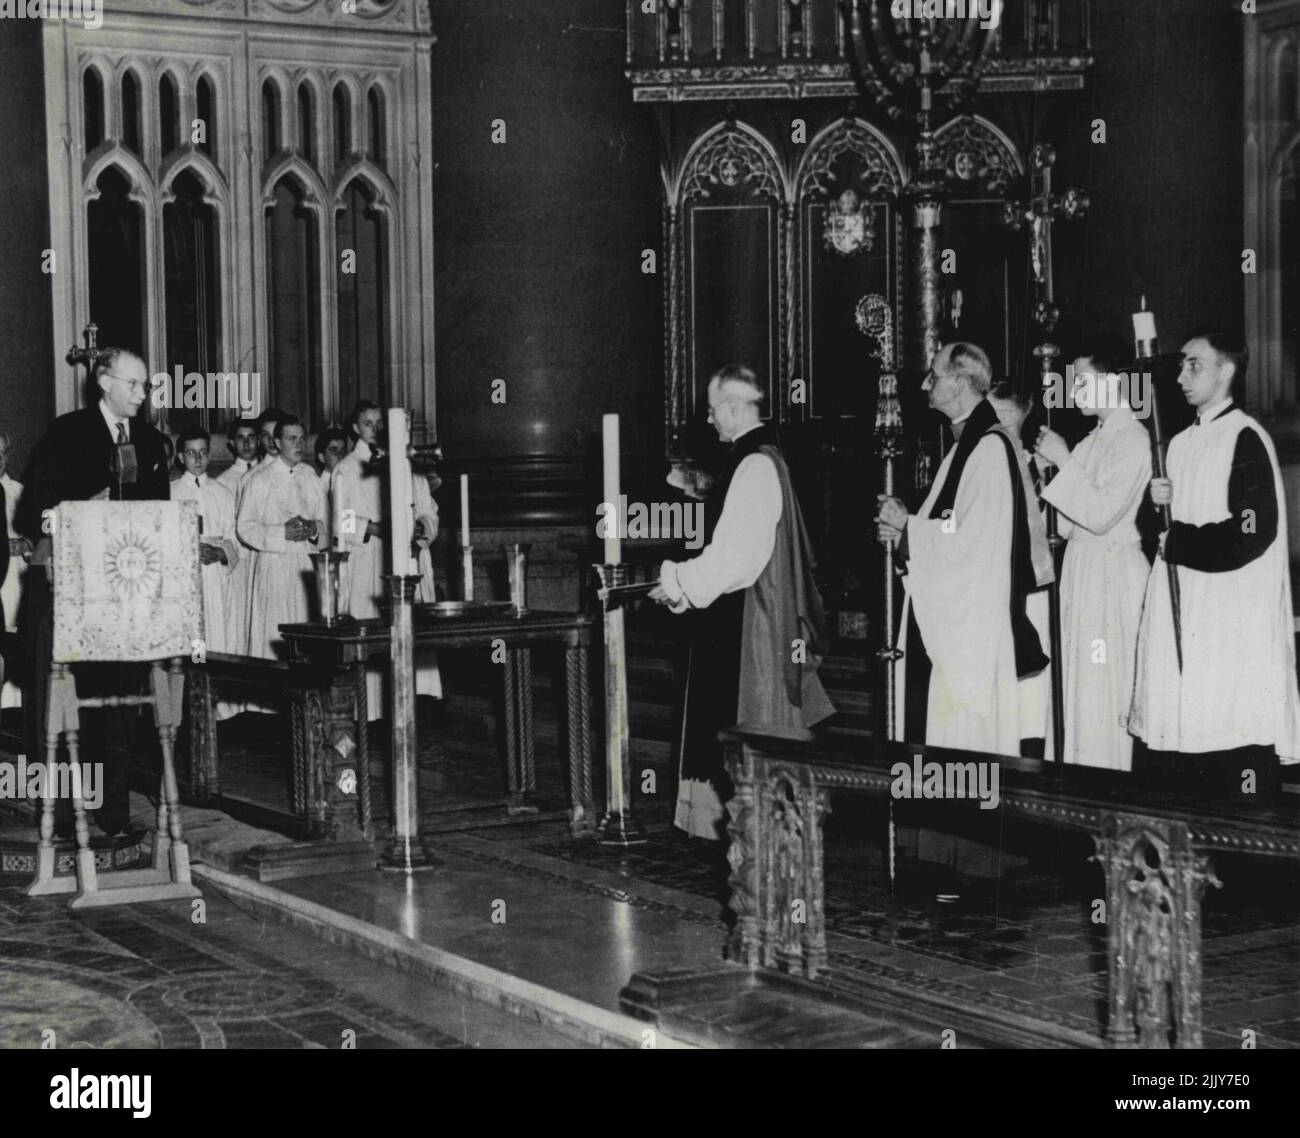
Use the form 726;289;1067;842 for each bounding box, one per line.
1034;349;1153;771
1130;333;1300;778
237;418;327;660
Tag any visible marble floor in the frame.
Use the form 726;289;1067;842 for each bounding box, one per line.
3;687;1297;1049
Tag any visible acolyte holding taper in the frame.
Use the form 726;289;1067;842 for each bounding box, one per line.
1127;327;1300;794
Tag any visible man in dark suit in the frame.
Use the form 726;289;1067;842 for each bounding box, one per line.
16;348;171;835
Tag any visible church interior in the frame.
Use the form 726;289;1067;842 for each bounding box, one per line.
0;0;1298;1064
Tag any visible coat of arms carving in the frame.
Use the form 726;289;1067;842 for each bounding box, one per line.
822;189;874;256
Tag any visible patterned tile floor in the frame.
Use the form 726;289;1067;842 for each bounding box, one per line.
8;695;1296;1048
206;703;1300;1046
0;877;577;1049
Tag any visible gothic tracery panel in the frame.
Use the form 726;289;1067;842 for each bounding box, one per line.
43;2;436;435
673;123;785;460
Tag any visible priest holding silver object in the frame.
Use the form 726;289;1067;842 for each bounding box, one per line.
650;364;835;841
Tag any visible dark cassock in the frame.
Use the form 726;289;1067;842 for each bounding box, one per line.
1129;394;1300;790
15;378;171;835
659;422;836;839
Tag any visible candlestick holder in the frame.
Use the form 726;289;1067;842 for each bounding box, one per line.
380;573;438;871
309;550;353;627
503;543;531;614
593;563;647;848
461;544;475;602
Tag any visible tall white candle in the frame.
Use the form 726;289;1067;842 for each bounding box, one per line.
460;473;470;548
1132;295;1157;356
602;413;621;564
387;408;414;575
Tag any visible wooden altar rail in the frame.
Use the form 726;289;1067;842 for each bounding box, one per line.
720;725;1300;1049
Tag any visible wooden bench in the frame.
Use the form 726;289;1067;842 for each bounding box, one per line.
716;724;1300;1049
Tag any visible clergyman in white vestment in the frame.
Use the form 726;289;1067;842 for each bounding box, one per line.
877;344;1052;756
1034;346;1153;771
1130;332;1300;789
237;418;327;661
216;417;261;657
172;429;242;719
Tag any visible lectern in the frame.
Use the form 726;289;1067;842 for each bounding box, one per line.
28;500;203;908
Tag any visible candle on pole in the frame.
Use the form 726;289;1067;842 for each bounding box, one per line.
460;473;470;547
386;408;414;576
601;414;621;564
1132;295;1158;359
459;473;473;601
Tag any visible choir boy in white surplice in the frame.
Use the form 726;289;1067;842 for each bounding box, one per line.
216;418;260;655
876;343;1053;756
1034;345;1153;772
1130;332;1300;792
237;417;328;661
172;429;243;718
332;401;442;720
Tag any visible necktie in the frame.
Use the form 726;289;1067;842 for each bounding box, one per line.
195;476;202;489
116;421;127;443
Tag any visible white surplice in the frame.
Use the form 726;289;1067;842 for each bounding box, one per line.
237;458;327;661
1040;406;1152;771
171;474;240;653
216;456;257;656
332;441;441;719
2;473;25;710
893;433;1021;754
659;451;781;610
1129;408;1300;761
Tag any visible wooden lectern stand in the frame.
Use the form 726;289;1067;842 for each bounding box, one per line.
28;500;203;908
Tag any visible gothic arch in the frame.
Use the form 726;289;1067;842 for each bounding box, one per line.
933;114;1025;196
260;154;329;213
673;120;785;206
795;117;905;201
331;159;397;213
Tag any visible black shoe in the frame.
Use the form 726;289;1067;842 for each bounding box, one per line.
94;813;131;838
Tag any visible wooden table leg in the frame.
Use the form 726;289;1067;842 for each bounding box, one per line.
565;643;594;834
186;666;219;801
518;648;536;796
290;667;369;842
502;648;521;810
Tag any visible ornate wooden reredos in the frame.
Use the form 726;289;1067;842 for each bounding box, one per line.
43;0;436;439
627;0;1093;481
1245;0;1300;412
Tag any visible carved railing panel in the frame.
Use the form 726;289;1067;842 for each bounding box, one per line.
725;744;831;978
1094;813;1222;1050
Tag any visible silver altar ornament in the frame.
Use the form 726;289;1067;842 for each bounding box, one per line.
824;188;874;256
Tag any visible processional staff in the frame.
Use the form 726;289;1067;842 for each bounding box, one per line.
856;295;903;743
1132;298;1183;671
1001;143;1089;765
859;294;903;894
